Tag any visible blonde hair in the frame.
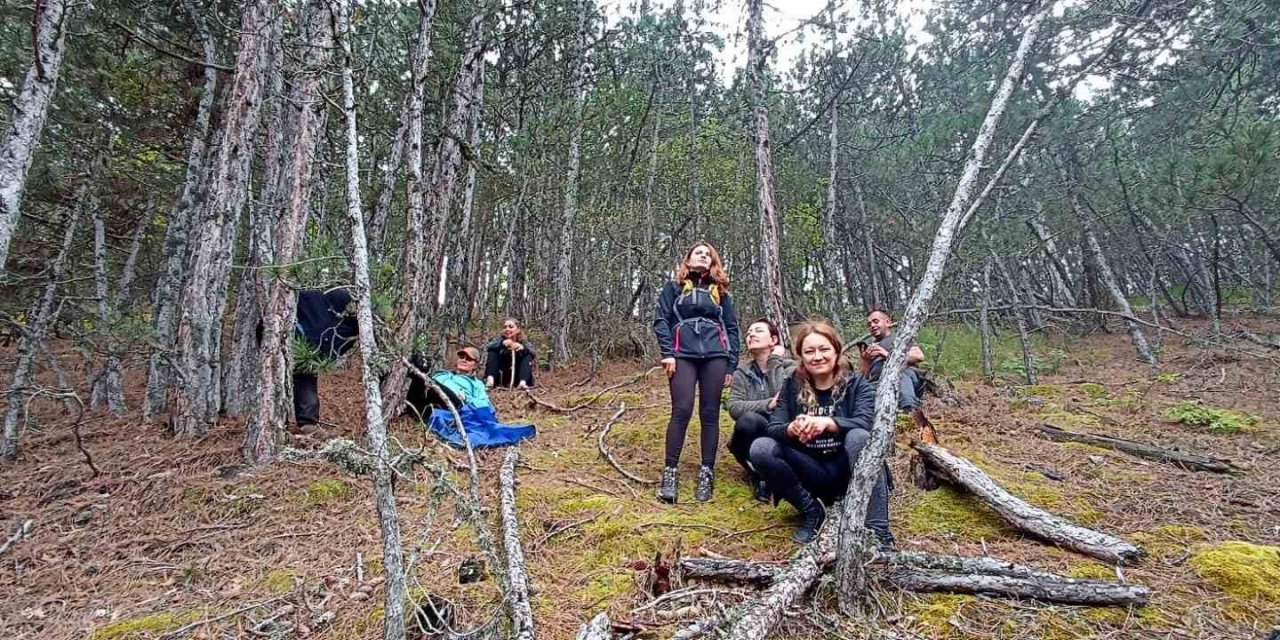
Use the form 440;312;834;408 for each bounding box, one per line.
791;320;850;411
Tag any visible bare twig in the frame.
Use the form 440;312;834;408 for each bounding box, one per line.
596;402;658;485
525;366;660;413
158;597;285;638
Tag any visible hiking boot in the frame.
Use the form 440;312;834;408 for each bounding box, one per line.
752;477;771;503
658;467;678;504
793;494;826;544
695;465;714;502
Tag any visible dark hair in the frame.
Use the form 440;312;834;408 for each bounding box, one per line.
867;309;893;322
750;317;782;345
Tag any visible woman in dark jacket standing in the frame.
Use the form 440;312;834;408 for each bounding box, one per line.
749;320;893;547
653;241;740;504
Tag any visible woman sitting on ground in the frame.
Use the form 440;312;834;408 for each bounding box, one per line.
726;318;793;502
484;318;535;389
749;320;894;547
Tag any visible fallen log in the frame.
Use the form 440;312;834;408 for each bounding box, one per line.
679;555;1150;607
680;551;1061;586
500;448;536;640
574;612;610;640
881;568;1150;606
914;442;1144;565
1038;423;1239;474
713;518;838;640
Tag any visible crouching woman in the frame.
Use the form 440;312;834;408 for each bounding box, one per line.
749;321;894;547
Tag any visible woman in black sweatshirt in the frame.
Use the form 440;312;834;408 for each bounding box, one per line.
652;241;740;504
749;320;894;546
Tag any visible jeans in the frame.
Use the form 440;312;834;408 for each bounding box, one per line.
749;430;894;546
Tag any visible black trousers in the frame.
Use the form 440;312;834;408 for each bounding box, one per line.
485;349;535;387
294;372;320;425
728;411;770;476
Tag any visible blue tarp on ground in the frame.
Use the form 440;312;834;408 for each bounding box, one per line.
427;403;535;449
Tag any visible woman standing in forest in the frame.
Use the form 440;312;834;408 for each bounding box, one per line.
484;318;536;389
653;241;740;504
749;320;893;547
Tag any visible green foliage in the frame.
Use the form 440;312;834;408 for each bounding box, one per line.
1161;402;1259;434
292;336;338;375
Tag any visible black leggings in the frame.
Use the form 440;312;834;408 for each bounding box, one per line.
664;357;729;468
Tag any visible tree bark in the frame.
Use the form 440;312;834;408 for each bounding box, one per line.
376;0;440;420
333;3;408;638
2;171;87;460
979;261;994;379
500;447;536;640
834;4;1054;614
1038;424;1238;473
747;0;788;334
915;442;1143;564
243;0;334;463
0;0;72;271
554;0;588;364
145;0;221;418
167;0;276;435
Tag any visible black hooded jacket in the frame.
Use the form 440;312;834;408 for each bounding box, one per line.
652;272;740;369
766;372;876;456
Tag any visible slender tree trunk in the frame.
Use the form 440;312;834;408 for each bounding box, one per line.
145;0;220;418
369;94;410;265
980;261;994;380
854;177;881;311
2;172;88;460
88;139;125;413
747;0;787;334
554;0;587;364
833;3;1053;615
243;0;333;463
378;0;440;420
822;91;842;327
0;0;72;271
450;59;486;340
333;3;407;638
167;0;276;435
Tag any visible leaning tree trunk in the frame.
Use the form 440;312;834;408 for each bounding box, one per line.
377;0;441;420
243;0;333;463
145;0;221;418
747;0;788;334
554;0;587;364
1;171;88;461
1068;159;1156;365
333;3;407;638
167;0;275;435
88;139;126;413
833;2;1054;616
0;0;72;272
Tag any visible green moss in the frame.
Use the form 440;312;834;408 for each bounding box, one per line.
555;494;622;516
1079;383;1107;398
88;610;206;640
226;485;265;516
1131;523;1208;559
258;568;299;593
1153;524;1206;540
1189;541;1280;606
1019;384;1063;397
1154;372;1181;384
578;571;634;609
905;594;973;637
1005;472;1065;509
1038;404;1101;428
905;486;1008;540
1074;507;1104;525
301;478;354;507
1161;401;1260;433
1065;562;1114;580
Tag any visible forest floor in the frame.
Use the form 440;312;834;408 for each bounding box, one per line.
2;316;1280;640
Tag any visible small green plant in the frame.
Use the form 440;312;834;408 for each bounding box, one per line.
292;335;338;375
301;478;353;507
1161;401;1259;433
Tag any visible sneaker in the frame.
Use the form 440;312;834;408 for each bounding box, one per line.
695;465;714;502
484;376;495;389
658;467;678;504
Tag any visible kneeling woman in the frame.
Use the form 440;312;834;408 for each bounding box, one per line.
749;321;894;547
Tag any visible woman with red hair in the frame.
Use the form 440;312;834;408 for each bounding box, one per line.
652;241;740;503
749;320;893;547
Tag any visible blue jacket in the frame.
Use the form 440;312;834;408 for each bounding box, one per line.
652;274;740;370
